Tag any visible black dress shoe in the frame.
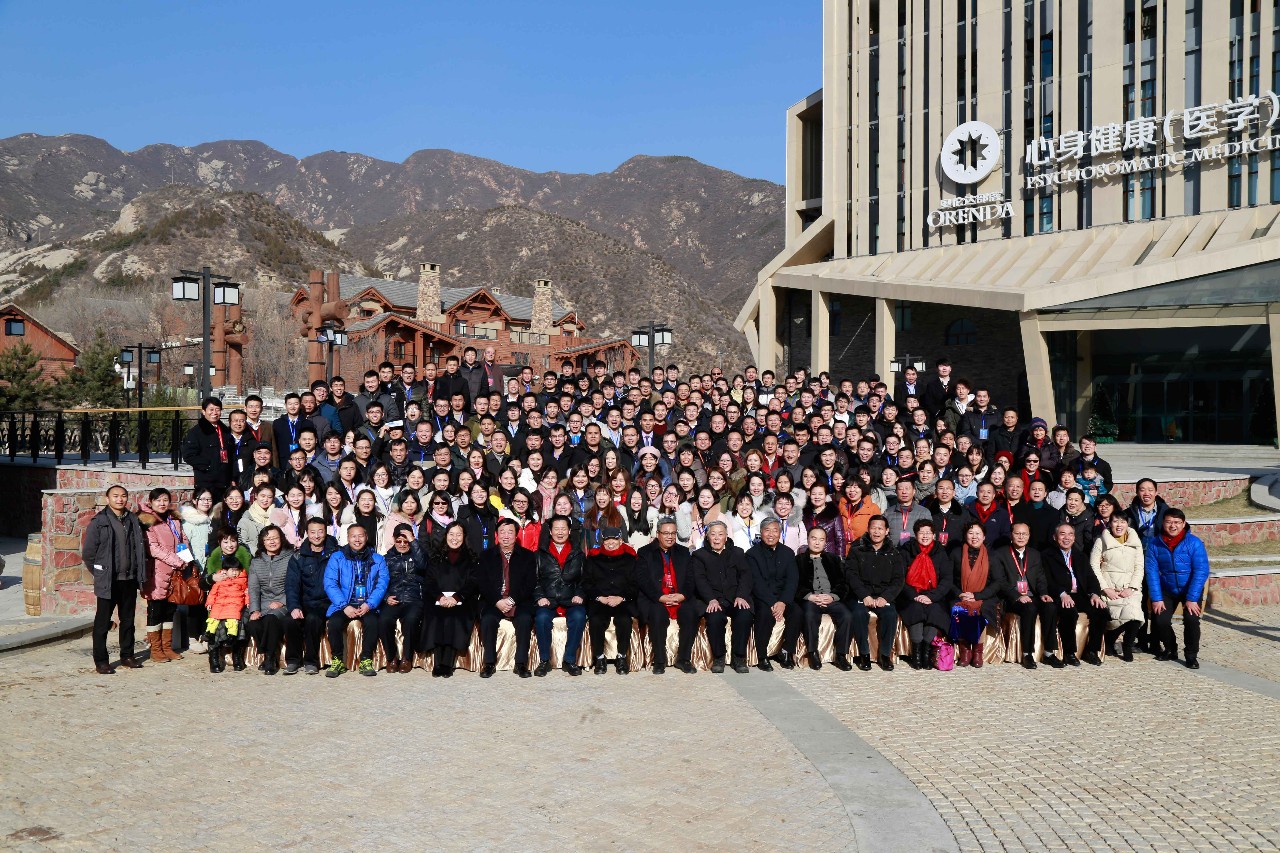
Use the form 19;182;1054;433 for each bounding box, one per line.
534;661;551;677
1120;648;1134;662
807;651;823;670
1021;654;1038;670
480;663;496;678
615;658;629;675
95;662;115;675
652;662;666;675
593;660;609;675
756;659;774;672
878;656;895;672
731;656;749;674
563;662;583;676
676;660;697;674
1044;654;1065;669
711;658;725;674
1185;658;1200;669
856;655;872;671
514;664;532;678
118;657;143;669
1154;649;1176;661
1065;654;1081;667
431;662;444;677
775;652;795;670
832;654;853;671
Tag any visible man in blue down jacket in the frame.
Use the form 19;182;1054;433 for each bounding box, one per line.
286;518;339;674
1145;508;1210;670
323;525;388;678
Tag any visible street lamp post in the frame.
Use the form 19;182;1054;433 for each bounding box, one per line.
171;267;240;400
316;325;349;379
889;353;929;375
118;344;161;408
630;321;674;377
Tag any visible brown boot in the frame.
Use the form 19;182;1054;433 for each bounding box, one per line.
147;630;167;662
160;627;183;661
956;642;971;667
971;641;985;669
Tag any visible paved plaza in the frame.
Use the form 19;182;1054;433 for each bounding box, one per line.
1;605;1278;852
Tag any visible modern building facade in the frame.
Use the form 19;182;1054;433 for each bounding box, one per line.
738;0;1280;443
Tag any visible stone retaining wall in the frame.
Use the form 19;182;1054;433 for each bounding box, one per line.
1209;572;1280;607
41;473;195;617
1111;477;1248;508
1190;517;1280;546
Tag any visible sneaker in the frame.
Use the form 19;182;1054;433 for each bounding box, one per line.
283;662;301;675
325;659;346;678
188;638;208;654
358;658;377;677
303;663;320;675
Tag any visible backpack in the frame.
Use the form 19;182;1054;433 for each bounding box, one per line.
932;635;955;671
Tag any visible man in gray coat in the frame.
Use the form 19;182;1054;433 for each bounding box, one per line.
81;485;149;674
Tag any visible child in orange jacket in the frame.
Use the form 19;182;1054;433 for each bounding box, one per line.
204;555;249;673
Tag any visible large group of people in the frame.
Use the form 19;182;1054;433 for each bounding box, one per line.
84;347;1211;678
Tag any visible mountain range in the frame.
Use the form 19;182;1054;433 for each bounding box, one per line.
0;135;784;353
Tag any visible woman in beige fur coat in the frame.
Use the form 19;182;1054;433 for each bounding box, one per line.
1090;513;1145;661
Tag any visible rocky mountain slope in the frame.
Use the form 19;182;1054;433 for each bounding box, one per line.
0;133;784;311
341;205;747;366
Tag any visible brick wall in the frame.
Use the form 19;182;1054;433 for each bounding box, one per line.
1208;572;1280;607
1110;477;1249;508
40;471;195;617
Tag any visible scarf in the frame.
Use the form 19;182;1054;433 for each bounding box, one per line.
905;542;937;592
1161;528;1188;552
660;550;679;618
971;501;998;524
959;545;990;614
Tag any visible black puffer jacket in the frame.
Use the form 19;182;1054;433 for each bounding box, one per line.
690;543;753;606
534;544;585;606
286;536;340;613
582;545;638;600
384;542;426;603
844;534;906;602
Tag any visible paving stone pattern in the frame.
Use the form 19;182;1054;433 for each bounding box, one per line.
780;651;1280;852
2;607;1279;852
0;639;849;852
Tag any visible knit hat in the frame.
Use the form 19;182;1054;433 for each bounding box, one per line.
1030;417;1049;430
994;451;1015;467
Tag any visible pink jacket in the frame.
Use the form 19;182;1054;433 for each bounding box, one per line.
142;510;190;601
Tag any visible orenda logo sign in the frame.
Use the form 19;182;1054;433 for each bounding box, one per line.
929;121;1013;230
940;121;1002;183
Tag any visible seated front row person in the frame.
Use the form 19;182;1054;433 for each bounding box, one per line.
636;517;698;675
323;524;388;678
793;526;853;671
992;521;1063;670
690;520;754;674
1041;522;1108;667
583;526;639;674
746;518;798;673
533;514;587;677
477;517;537;678
897;519;955;670
845;516;904;672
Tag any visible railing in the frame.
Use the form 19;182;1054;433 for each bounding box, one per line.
0;408;202;469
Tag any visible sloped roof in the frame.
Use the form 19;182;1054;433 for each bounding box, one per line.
556;337;632;356
344;311;461;343
338;273;571;323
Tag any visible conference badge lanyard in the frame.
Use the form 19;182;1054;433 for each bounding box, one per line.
1010;547;1029;596
287;418;299;453
979;413;988;441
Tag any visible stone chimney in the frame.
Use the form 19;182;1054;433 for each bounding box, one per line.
531;278;553;334
416;262;444;323
383;272;395;280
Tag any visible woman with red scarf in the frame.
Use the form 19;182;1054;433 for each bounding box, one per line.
948;522;1002;667
897;519;955;669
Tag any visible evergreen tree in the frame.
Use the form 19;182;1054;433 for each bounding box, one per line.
54;330;124;408
0;341;50;409
1088;383;1119;443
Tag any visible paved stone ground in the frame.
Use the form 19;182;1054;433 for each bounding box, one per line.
779;605;1280;853
0;638;850;852
1;604;1277;852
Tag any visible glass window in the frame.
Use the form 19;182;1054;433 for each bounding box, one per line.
944;319;978;346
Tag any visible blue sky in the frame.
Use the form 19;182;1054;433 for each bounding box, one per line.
0;1;820;182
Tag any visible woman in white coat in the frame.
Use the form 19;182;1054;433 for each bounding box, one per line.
1089;513;1145;661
